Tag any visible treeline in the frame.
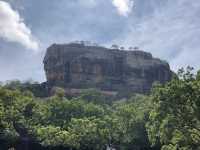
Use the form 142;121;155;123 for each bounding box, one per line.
0;68;200;150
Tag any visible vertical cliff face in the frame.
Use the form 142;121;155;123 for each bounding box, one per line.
44;43;173;95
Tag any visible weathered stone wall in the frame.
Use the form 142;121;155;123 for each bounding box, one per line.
44;43;173;95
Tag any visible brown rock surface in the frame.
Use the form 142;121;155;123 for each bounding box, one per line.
43;43;173;95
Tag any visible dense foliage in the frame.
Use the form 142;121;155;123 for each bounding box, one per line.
0;68;200;150
147;68;200;150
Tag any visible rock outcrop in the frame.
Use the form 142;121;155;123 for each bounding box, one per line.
44;43;173;96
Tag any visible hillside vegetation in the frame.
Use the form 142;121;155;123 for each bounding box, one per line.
0;68;200;150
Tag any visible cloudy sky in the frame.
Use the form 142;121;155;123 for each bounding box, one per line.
0;0;200;82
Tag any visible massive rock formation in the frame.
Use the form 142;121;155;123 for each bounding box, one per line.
44;43;173;96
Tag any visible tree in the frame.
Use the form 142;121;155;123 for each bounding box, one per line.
52;87;65;99
110;95;152;149
146;67;200;150
68;118;109;150
120;47;125;50
134;47;139;50
79;89;107;104
129;47;134;50
111;44;119;49
0;87;36;147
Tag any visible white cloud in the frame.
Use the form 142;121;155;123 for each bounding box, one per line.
112;0;134;16
117;0;200;71
0;1;39;50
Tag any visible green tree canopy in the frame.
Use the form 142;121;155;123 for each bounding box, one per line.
147;67;200;150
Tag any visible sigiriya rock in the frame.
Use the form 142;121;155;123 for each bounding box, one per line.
43;42;173;96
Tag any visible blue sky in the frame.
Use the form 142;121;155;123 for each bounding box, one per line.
0;0;200;82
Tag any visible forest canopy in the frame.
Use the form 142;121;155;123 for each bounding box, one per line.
0;68;200;150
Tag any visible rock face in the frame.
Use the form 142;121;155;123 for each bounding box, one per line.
44;43;173;95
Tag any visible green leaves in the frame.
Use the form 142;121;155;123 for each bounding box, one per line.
0;86;150;149
0;84;154;150
68;118;109;150
110;96;151;149
35;125;79;148
2;68;200;150
147;68;200;149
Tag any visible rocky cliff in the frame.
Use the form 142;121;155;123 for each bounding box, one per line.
44;43;173;96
